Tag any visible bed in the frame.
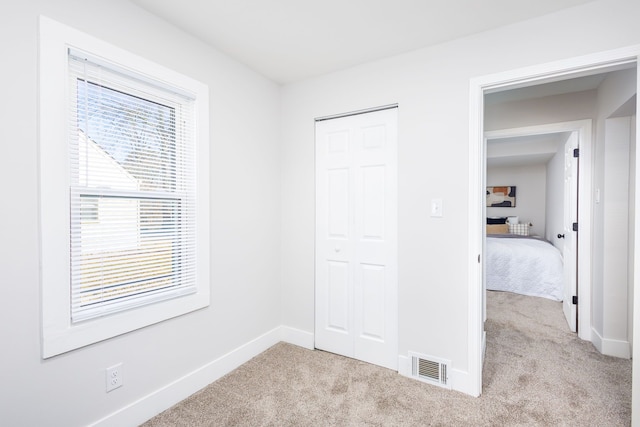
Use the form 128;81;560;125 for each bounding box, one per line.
486;232;564;302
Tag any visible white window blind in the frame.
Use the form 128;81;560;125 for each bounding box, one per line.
68;49;197;322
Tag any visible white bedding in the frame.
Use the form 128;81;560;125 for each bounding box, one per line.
486;235;564;301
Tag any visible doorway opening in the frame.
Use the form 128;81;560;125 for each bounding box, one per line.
468;47;640;398
483;121;590;336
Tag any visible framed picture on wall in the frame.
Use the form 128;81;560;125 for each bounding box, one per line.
486;186;516;207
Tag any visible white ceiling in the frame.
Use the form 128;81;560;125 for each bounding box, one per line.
132;0;597;84
484;74;607;106
484;74;594;168
487;133;569;168
485;65;636;168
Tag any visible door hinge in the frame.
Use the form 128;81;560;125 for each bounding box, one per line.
477;254;481;263
572;296;578;305
572;222;578;232
573;148;580;158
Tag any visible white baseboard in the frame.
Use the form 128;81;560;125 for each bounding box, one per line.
280;326;314;349
449;368;476;396
591;327;631;359
93;327;486;426
397;354;410;377
90;327;282;427
482;330;487;363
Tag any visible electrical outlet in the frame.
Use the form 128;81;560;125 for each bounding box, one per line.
106;363;123;392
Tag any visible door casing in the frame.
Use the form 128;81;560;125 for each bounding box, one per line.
484;122;590;337
469;46;640;399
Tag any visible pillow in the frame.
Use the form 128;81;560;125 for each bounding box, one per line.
486;224;509;234
487;217;507;224
509;223;529;236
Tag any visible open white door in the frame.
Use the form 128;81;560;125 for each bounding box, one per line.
562;132;579;332
315;107;398;370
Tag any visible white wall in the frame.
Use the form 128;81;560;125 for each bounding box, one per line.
485;90;597;250
280;0;640;394
591;69;637;358
630;114;636;353
545;138;568;249
485;90;597;131
602;117;631;343
1;1;282;425
486;164;547;236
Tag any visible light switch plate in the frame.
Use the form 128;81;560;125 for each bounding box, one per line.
431;198;443;217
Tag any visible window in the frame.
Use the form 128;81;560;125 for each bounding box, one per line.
69;53;197;322
40;17;210;358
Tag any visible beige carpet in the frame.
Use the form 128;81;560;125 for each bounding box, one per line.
143;291;631;426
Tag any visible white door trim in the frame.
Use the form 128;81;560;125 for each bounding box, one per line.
484;120;592;340
468;45;640;400
315;103;398;122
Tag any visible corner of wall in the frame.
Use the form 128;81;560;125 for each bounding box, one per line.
90;327;283;427
591;327;631;359
281;326;314;349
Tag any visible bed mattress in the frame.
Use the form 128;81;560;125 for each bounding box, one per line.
486;235;564;301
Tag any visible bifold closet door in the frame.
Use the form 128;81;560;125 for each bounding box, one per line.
315;108;398;370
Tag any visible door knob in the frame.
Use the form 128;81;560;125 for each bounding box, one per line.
335;247;341;252
557;234;565;239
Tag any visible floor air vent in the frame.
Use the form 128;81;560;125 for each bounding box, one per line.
409;352;451;389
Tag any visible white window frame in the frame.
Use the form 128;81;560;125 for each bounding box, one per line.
39;16;210;358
